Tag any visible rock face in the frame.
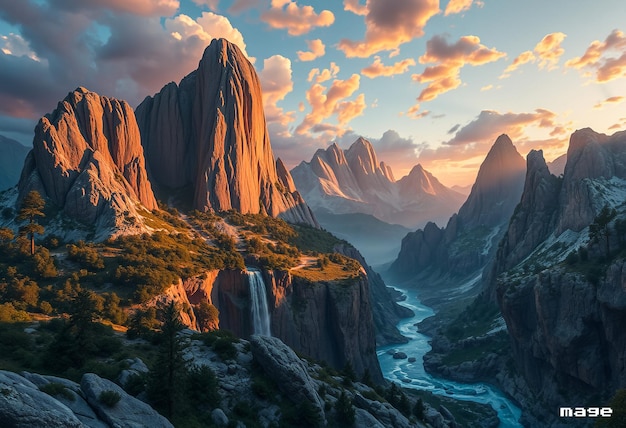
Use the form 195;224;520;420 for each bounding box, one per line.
0;135;29;191
249;335;326;424
291;137;464;229
488;128;626;425
390;134;526;281
0;370;172;428
136;38;316;227
17;87;157;239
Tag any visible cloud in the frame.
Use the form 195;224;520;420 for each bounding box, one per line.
307;62;340;83
258;55;295;126
411;34;505;102
228;0;261;13
593;96;624;109
338;0;440;58
297;39;325;61
343;0;367;16
534;32;566;70
0;33;42;62
444;0;475;16
405;104;430;119
55;0;180;16
0;1;252;126
192;0;219;10
565;29;626;83
361;56;416;78
500;32;567;78
410;109;569;185
500;50;535;78
296;74;365;136
480;84;493;91
261;1;335;36
165;12;251;59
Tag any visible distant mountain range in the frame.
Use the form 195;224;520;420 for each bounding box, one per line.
0;135;29;191
291;138;465;230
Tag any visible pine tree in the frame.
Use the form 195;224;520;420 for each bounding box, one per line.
17;190;45;256
147;302;187;420
589;205;617;258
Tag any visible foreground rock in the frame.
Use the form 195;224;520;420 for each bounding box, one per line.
249;335;326;425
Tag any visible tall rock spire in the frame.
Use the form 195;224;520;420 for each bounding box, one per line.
136;38;316;226
18;87;157;238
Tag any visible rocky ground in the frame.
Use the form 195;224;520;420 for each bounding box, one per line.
0;329;462;428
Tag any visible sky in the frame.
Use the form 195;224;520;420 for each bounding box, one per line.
0;0;625;187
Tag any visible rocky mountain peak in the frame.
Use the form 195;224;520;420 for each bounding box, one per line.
18;87;157;239
136;38;316;226
457;134;526;228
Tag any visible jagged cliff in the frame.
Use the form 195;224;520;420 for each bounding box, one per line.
291;137;464;230
390;134;526;282
136;38;316;227
0;135;29;191
170;267;384;383
17;87;157;239
488;128;626;425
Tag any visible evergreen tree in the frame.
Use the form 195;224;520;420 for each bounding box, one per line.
335;391;355;427
17;190;45;256
147;302;187;420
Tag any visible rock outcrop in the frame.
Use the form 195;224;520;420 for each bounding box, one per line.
390;134;526;281
0;135;29;191
291;137;464;230
249;335;326;424
488;128;626;425
136;38;316;227
0;370;172;428
17;87;157;240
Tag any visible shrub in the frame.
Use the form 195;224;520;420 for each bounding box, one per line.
98;390;121;407
213;337;238;361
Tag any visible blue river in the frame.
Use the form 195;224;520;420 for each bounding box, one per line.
376;287;523;427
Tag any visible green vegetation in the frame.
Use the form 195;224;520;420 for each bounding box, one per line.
444;298;501;341
98;390;121;407
17;190;45;256
39;382;74;401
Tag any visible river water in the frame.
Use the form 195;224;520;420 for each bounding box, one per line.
376;286;523;427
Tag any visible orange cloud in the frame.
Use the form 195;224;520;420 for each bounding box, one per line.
444;0;474;16
261;1;335;36
534;32;566;70
165;12;251;59
297;39;326;61
258;55;295;126
296;74;365;135
480;84;493;91
307;62;340;83
411;34;505;102
361;56;416;78
344;0;367;15
338;0;440;58
593;96;624;109
406;104;430;119
565;29;626;82
500;50;535;78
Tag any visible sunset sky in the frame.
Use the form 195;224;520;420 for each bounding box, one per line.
1;0;625;186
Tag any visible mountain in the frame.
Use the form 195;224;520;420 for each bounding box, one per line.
291;137;464;230
16;87;157;240
136;38;316;227
0;135;29;191
389;134;526;284
484;128;626;425
547;152;567;176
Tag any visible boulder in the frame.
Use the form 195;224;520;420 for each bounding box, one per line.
249;335;325;424
80;373;173;428
0;371;84;428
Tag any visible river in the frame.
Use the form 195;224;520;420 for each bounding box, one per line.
376;286;523;427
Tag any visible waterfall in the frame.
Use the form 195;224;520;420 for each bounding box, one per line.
247;269;271;336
